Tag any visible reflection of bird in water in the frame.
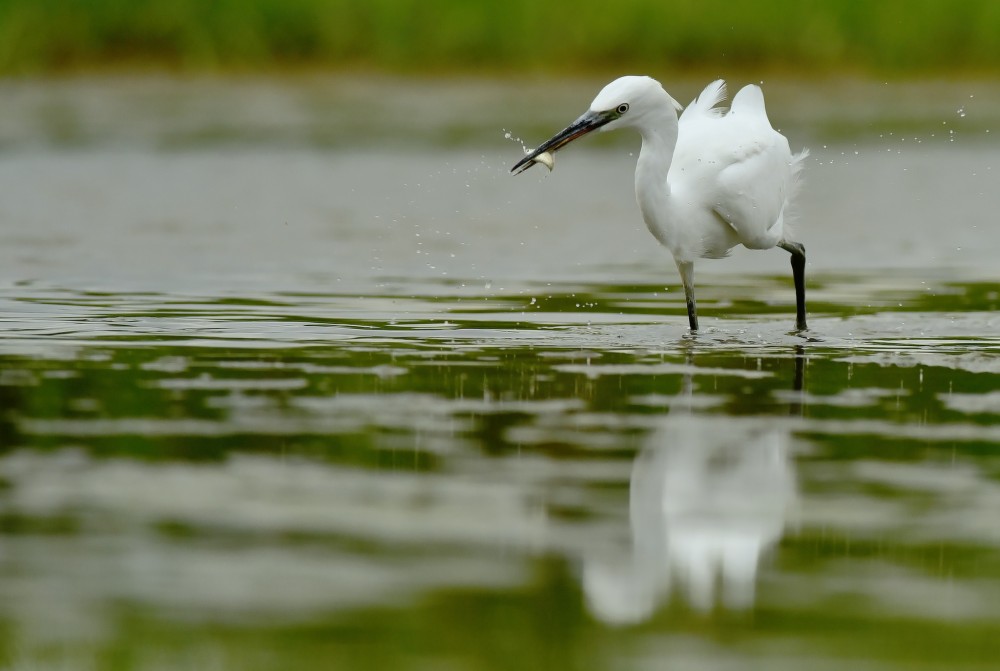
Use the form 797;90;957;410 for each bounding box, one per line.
584;417;797;624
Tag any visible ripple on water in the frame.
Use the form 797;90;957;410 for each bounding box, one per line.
0;271;998;667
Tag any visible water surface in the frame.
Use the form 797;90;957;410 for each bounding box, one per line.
0;76;998;670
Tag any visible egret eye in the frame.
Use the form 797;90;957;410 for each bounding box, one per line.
617;103;629;115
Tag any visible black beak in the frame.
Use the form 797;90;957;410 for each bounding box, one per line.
510;109;614;175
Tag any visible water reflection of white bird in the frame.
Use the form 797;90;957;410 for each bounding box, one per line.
512;76;808;331
584;417;796;624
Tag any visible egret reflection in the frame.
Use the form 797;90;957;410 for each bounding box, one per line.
584;414;797;623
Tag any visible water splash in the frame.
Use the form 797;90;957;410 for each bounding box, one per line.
503;128;532;155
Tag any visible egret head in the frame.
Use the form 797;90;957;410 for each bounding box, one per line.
511;75;681;175
590;76;681;132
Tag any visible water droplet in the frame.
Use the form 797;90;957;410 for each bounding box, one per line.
957;106;967;117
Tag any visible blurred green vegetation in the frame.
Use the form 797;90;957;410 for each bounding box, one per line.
2;0;1000;75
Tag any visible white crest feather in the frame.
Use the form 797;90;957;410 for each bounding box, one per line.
679;79;727;123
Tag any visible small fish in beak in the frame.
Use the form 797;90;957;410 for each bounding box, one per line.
510;109;613;175
532;151;555;171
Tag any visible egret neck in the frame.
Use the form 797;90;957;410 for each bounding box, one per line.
634;107;679;249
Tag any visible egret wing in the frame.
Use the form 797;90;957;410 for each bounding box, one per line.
713;134;791;246
674;85;793;249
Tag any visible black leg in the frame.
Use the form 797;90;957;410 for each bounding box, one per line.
779;241;807;331
677;261;699;331
686;295;699;331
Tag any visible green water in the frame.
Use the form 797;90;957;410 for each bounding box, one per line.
0;77;999;669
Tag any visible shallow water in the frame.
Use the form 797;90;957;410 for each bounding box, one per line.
0;76;999;670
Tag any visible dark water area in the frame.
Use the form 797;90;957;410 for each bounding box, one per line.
0;76;998;670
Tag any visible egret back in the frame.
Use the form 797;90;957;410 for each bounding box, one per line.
671;84;796;253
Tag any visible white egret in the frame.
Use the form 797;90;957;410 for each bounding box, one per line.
511;76;809;331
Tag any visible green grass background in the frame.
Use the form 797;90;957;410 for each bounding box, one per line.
2;0;1000;74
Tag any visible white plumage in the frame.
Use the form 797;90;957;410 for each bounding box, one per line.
512;76;809;331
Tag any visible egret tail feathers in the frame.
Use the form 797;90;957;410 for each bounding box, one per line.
780;148;810;240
